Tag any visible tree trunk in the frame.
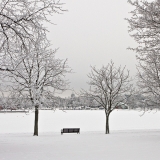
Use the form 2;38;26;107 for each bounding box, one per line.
105;114;110;134
33;105;39;136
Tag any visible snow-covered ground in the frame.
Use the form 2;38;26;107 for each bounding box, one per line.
1;110;160;160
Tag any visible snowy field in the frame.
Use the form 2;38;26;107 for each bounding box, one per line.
1;110;160;160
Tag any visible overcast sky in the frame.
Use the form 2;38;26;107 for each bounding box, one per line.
47;0;138;97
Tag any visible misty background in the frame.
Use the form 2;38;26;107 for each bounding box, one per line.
47;0;137;97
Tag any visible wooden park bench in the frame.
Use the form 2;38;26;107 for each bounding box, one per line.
61;128;80;135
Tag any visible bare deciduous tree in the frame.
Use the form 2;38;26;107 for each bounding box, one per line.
0;39;70;136
126;0;160;53
127;0;160;109
81;61;133;134
136;50;160;109
0;0;64;70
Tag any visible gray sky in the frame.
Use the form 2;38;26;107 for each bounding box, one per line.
47;0;138;97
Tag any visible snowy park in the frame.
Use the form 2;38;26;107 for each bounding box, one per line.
1;110;160;160
1;0;160;159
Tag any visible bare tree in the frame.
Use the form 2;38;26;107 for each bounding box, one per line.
136;50;160;109
127;0;160;109
0;39;70;136
126;0;160;53
0;0;64;70
81;61;133;134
